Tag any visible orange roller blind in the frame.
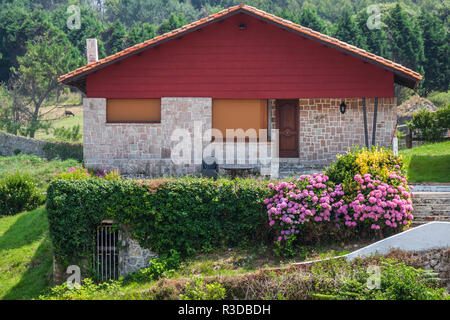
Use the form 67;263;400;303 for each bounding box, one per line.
212;99;267;137
106;99;161;123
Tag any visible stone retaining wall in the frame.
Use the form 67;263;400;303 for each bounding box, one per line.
0;131;47;158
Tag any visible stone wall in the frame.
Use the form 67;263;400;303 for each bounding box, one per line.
296;97;397;165
83;97;396;175
83;97;212;176
119;227;158;277
0;131;47;158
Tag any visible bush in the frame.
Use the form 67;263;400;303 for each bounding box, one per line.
53;166;91;180
46;177;272;269
39;278;123;300
309;257;447;300
427;90;450;108
42;141;83;162
325;146;405;185
0;171;43;215
407;106;449;141
53;125;82;142
126;250;181;282
180;276;226;300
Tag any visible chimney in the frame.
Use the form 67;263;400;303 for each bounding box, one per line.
86;38;98;64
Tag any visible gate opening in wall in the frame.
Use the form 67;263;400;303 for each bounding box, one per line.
94;221;119;281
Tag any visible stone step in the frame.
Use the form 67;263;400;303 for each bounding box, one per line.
413;192;450;198
412;203;450;209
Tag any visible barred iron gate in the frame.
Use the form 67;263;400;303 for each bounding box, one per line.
94;221;119;281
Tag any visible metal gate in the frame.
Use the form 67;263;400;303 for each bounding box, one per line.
94;221;119;281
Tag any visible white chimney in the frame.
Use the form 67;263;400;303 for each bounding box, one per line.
86;38;98;64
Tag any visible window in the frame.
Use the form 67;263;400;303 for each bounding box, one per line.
106;99;161;123
212;99;268;140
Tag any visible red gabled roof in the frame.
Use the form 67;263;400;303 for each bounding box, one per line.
59;4;422;91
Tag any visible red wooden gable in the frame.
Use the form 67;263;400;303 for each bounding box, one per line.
86;13;393;98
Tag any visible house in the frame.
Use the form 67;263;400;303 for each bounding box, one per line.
59;4;422;177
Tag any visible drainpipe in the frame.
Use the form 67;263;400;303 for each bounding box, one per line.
362;98;369;148
372;98;378;147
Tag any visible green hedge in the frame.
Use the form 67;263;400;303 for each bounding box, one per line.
46;178;272;267
42;141;83;162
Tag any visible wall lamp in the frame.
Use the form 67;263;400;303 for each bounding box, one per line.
340;101;347;114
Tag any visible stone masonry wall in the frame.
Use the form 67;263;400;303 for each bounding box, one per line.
0;131;47;158
83;97;396;175
83;97;211;176
118;227;158;277
297;97;397;165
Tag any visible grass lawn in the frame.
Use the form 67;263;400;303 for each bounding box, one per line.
34;113;83;142
0;208;53;299
399;141;450;183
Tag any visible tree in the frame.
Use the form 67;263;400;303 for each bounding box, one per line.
298;5;327;33
356;8;387;57
103;20;127;55
332;8;366;49
6;31;82;138
0;4;55;82
50;5;107;61
384;3;425;76
157;13;188;35
419;8;449;93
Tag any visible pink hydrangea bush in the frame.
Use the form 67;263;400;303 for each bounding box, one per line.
265;173;341;242
265;171;414;244
338;171;414;231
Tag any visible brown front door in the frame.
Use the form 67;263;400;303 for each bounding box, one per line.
276;99;299;158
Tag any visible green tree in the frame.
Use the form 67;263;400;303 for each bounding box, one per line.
7;31;82;138
157;12;188;34
419;8;449;93
103;20;127;55
356;8;387;57
332;8;366;48
298;5;327;33
0;4;54;82
50;5;107;61
384;3;425;76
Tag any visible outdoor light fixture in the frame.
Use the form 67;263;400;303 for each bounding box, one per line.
239;23;247;30
340;101;347;114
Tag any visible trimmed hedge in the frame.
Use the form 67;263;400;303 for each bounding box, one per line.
46;177;272;267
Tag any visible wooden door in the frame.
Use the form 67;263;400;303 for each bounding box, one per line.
276;100;299;158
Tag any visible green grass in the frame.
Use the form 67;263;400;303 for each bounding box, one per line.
0;155;81;191
0;207;53;299
399;141;450;183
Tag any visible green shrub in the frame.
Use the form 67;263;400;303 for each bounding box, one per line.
180;276;226;300
46;177;272;269
427;90;450;108
42;141;83;162
53;166;91;180
0;171;43;215
407;107;449;141
309;257;447;300
126;250;181;282
324;146;405;185
39;278;123;300
53;125;82;142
